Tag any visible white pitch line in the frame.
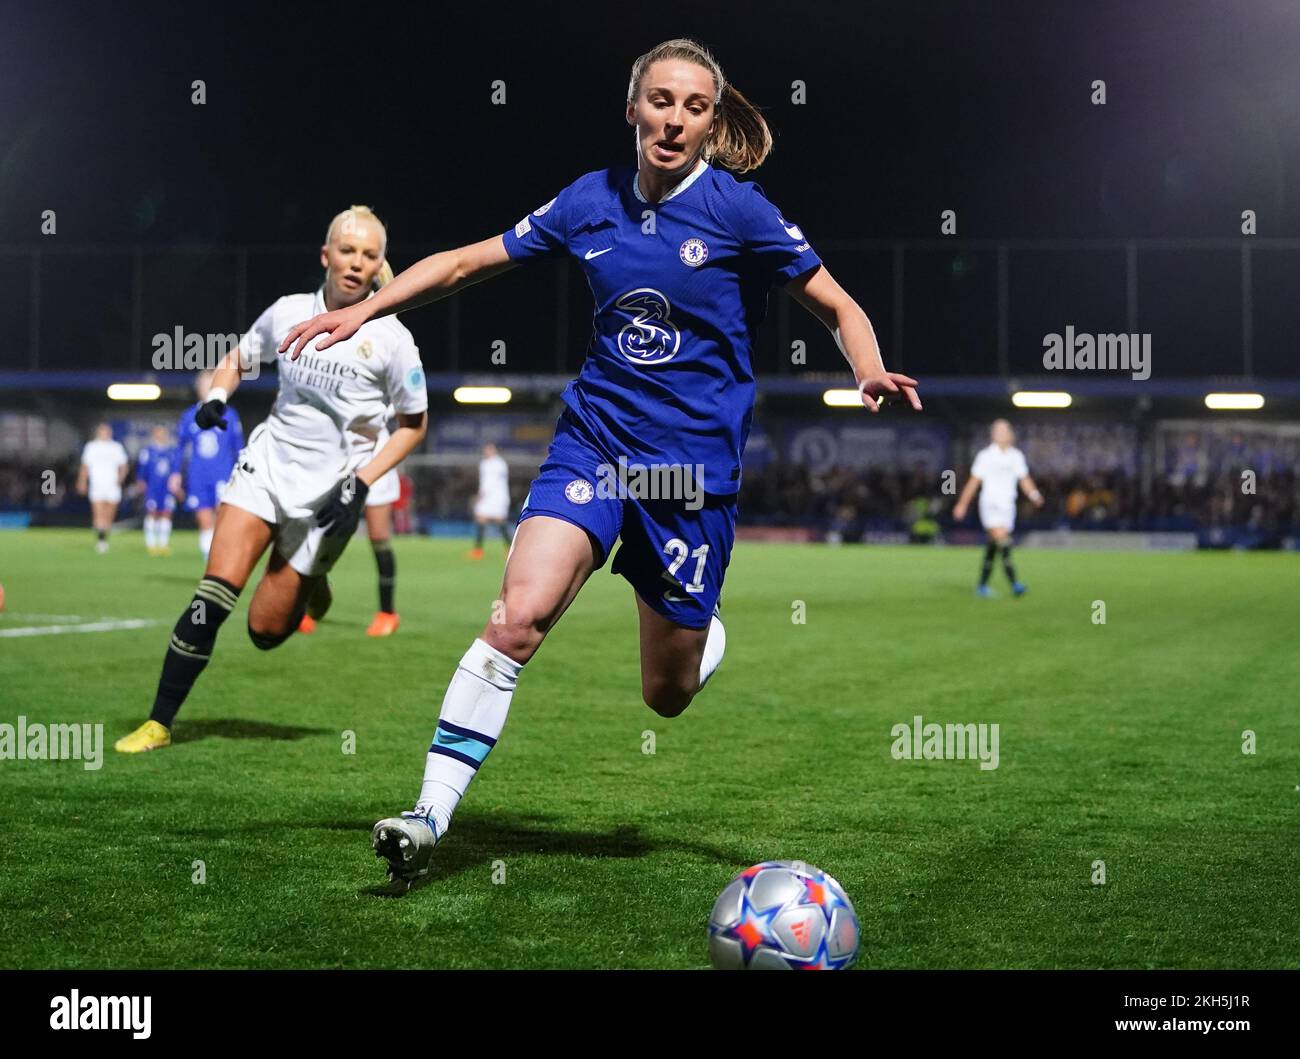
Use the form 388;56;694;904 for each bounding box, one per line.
0;619;159;639
0;614;87;622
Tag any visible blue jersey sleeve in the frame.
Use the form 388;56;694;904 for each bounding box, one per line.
501;182;579;261
730;183;822;286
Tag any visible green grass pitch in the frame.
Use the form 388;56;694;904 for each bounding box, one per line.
1;528;1297;969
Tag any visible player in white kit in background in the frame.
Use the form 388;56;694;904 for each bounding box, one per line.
468;442;512;559
76;423;129;553
952;418;1044;597
115;205;429;753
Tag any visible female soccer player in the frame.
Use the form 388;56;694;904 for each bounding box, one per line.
281;39;922;884
77;423;128;553
951;419;1044;597
468;442;511;559
134;424;181;555
115;205;429;753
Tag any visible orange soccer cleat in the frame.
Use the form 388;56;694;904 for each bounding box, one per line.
366;611;400;637
297;614;317;634
467;547;485;560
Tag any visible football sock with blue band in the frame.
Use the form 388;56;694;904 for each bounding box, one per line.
415;638;521;837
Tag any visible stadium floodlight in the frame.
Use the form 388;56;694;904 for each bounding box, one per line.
106;383;161;401
1204;392;1264;411
821;388;861;407
1011;391;1072;409
453;386;512;404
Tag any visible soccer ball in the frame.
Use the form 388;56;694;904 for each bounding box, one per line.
708;860;859;970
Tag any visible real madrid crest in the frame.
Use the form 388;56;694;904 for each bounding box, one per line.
357;340;374;360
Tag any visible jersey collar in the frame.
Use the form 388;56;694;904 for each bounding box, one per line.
632;158;709;205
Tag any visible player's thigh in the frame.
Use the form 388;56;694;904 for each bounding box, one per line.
484;515;598;656
636;595;709;698
204;503;274;590
365;503;392;542
247;549;314;636
987;526;1010;544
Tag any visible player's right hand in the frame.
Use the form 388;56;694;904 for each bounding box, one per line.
279;305;367;361
194;398;228;430
952;503;967;521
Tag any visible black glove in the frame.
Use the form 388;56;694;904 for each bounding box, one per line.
194;398;228;430
317;472;369;537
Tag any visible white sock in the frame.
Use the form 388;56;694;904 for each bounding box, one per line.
159;518;172;547
199;528;214;556
698;613;726;691
144;517;157;549
415;638;522;836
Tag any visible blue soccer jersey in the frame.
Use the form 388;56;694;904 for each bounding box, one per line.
137;443;179;511
503;161;821;495
177;403;243;509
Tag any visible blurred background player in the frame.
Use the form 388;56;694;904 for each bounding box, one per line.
134;424;181;555
469;442;511;559
952;418;1044;597
115;204;428;753
174;368;244;559
76;423;128;553
280;39;921;885
298;411;406;638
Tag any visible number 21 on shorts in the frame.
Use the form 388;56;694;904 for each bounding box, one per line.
664;538;708;594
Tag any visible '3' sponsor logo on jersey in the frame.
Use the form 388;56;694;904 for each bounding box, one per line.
615;288;680;366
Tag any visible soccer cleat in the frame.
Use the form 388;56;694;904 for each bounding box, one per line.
372;811;441;885
306;576;333;621
297;614;317;634
95;540;109;554
365;611;400;637
114;719;171;753
974;585;996;599
467;547;484;560
1012;581;1028;597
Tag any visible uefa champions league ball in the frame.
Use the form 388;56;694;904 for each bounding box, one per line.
708;860;859;970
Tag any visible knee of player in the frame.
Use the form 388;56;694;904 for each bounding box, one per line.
642;679;695;719
247;619;290;651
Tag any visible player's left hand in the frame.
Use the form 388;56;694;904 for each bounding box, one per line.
317;472;369;537
858;373;922;413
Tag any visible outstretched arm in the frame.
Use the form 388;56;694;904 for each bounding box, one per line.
785;265;921;413
952;476;981;521
280;236;518;359
1019;475;1044;508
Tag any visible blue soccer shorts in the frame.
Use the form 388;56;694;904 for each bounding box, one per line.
517;411;736;630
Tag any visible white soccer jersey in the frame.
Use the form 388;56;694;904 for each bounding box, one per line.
971;444;1029;508
237;290;428;513
81;439;128;498
478;455;510;504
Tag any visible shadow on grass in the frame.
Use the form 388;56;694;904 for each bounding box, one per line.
171;718;331;744
339;810;749;897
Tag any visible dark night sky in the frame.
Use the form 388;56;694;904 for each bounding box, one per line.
1;0;1298;376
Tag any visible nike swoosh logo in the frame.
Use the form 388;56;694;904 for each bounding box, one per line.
584;247;613;260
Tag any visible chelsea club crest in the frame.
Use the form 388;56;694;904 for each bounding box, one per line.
679;238;708;267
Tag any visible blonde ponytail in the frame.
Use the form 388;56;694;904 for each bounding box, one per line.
627;38;773;174
373;259;394;289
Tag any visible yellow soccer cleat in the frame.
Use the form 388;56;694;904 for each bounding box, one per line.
114;720;171;753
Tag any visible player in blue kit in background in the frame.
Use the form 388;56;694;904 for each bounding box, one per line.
174;368;244;558
134;424;182;555
281;38;922;885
